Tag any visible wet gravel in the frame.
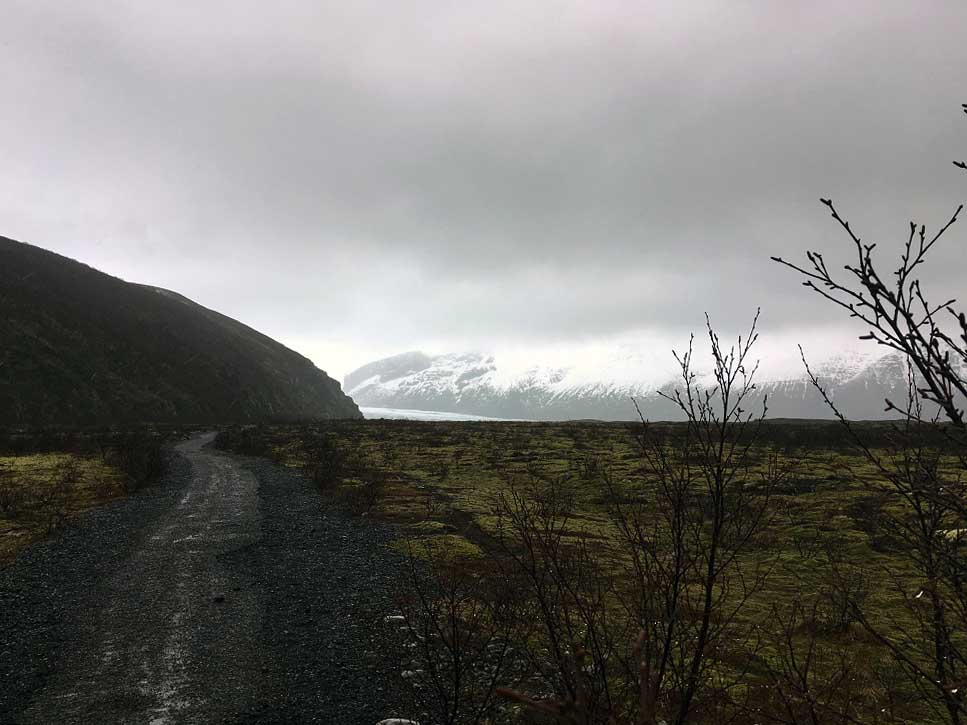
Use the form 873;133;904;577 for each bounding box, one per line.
237;455;411;724
0;435;413;724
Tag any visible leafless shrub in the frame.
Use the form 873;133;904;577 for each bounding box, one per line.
37;458;80;534
773;197;965;425
340;470;386;514
98;430;167;491
777;281;967;723
490;314;783;725
395;543;527;725
212;425;271;457
301;429;349;491
0;464;24;517
774;103;967;722
491;475;635;723
604;313;781;724
752;599;870;725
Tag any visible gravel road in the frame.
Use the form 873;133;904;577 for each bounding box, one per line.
0;433;411;724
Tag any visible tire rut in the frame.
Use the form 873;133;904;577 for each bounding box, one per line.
0;433;411;725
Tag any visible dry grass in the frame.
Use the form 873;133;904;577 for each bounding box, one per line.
0;453;124;563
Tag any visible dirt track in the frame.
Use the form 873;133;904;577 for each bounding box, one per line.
0;433;409;724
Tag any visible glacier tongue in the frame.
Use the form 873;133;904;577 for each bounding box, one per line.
345;343;913;421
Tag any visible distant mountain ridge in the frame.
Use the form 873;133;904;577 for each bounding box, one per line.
0;236;360;425
345;348;925;421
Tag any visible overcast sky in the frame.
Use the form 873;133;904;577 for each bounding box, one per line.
2;1;965;380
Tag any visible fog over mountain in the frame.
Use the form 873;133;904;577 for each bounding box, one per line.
344;338;926;421
2;3;966;386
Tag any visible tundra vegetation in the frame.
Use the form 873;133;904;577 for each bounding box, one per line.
0;428;170;562
216;403;964;724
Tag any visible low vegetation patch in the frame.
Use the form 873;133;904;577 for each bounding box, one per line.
0;452;122;561
215;415;966;723
0;428;172;563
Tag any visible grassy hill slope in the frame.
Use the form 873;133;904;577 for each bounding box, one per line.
0;236;360;425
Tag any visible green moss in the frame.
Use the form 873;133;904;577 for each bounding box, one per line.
405;520;452;534
0;452;123;562
390;533;483;562
221;418;964;723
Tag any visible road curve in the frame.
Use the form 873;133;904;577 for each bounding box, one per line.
0;433;410;724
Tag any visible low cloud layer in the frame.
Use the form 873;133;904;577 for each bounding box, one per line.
3;1;966;377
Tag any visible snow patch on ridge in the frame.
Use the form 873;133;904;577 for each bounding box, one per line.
346;332;890;404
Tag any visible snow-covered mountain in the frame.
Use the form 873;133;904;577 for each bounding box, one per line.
344;346;924;421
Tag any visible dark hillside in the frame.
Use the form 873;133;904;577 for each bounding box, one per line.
0;236;360;424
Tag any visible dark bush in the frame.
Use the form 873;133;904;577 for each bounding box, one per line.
212;425;270;456
0;465;24;516
301;429;349;491
99;430;167;491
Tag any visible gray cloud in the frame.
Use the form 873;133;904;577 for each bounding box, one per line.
2;1;966;376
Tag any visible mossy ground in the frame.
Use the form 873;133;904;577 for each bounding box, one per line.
0;453;124;562
232;418;963;722
247;420;894;566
